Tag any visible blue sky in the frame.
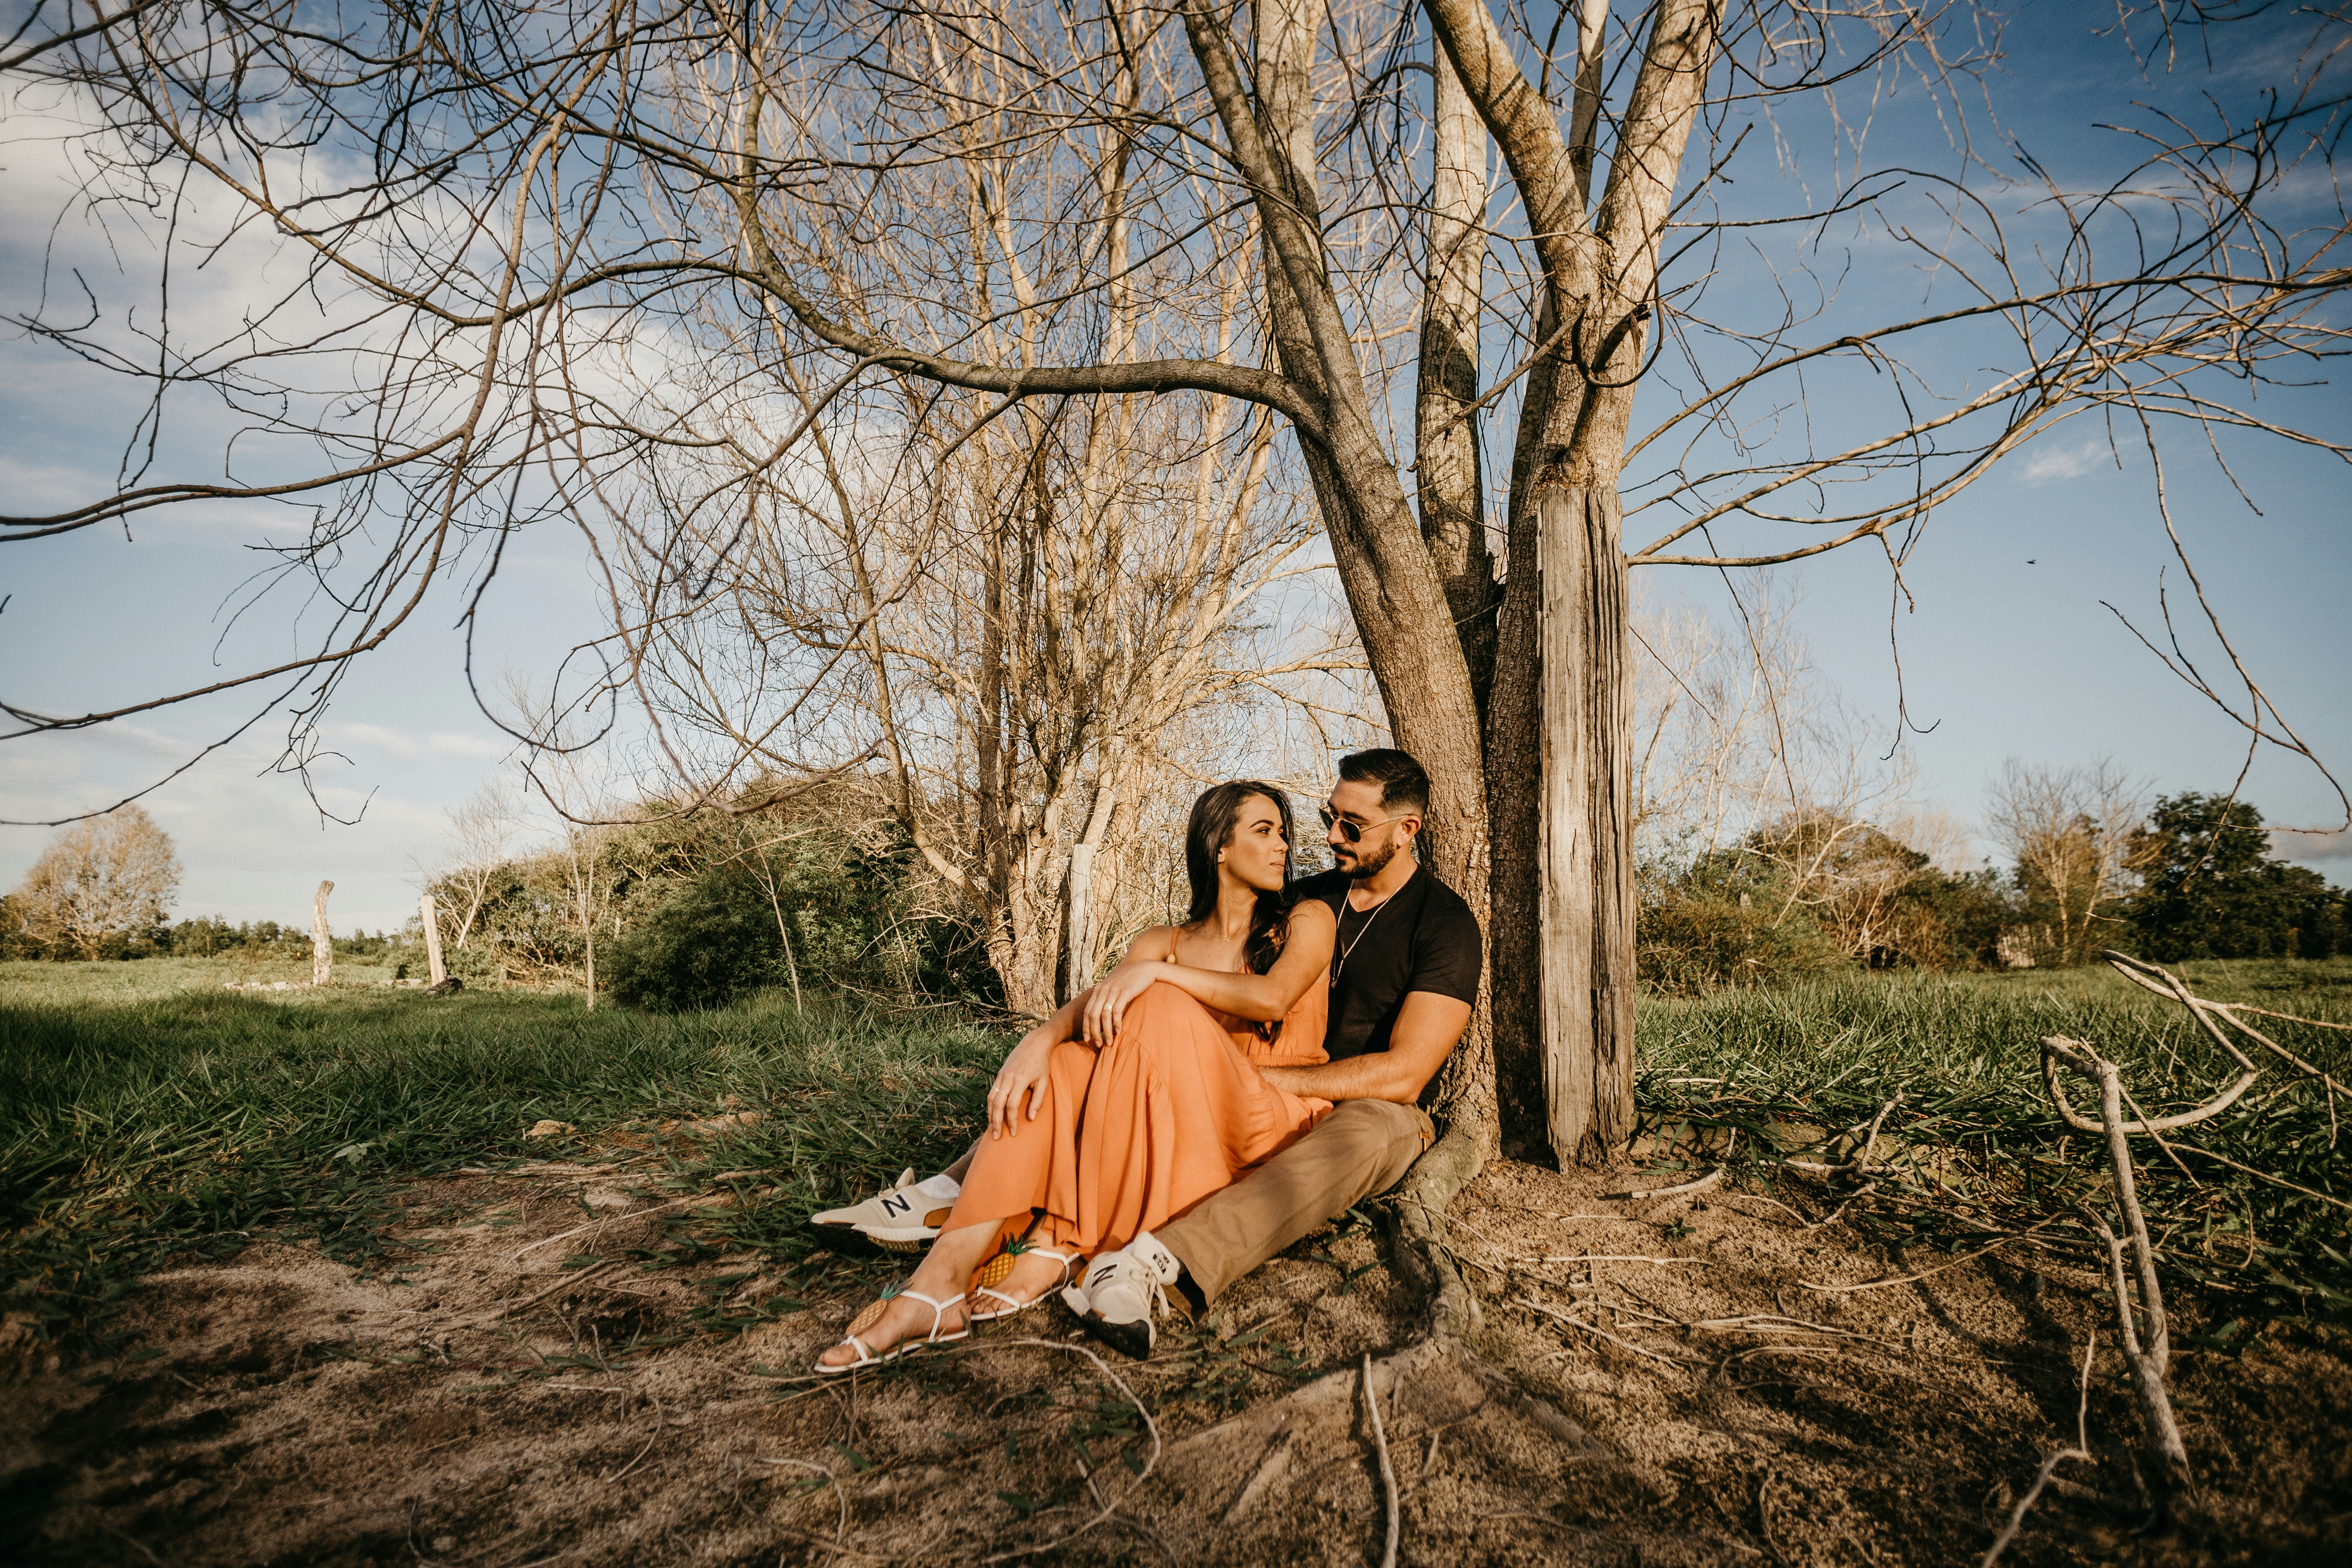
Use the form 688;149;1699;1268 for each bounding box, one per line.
1;0;2344;933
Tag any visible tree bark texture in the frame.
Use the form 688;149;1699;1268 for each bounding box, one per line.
1537;486;1637;1160
1416;49;1496;713
1429;0;1722;1164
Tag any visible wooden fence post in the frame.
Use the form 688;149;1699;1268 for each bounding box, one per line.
420;892;448;986
312;880;334;986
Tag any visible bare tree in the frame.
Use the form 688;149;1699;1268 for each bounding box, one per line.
440;784;520;950
10;805;180;959
3;0;2343;1168
1985;757;2148;968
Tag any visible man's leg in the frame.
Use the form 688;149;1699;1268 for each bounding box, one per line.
1157;1098;1433;1310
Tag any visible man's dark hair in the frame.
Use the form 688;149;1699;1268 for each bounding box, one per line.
1338;748;1430;816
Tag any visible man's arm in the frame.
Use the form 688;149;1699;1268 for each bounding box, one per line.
1256;991;1473;1103
1081;902;1338;1040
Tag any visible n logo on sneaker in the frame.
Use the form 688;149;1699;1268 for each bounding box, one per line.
880;1193;912;1217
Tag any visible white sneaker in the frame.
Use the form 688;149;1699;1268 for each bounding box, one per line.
806;1169;959;1254
1063;1231;1182;1360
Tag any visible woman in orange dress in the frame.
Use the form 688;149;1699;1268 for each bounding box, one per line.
817;782;1336;1371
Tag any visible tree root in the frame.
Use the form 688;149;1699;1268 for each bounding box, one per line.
1145;1116;1646;1544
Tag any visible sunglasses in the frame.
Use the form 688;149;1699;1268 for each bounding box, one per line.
1319;805;1415;844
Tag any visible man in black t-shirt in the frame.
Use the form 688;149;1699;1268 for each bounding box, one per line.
1066;747;1481;1356
806;748;1482;1358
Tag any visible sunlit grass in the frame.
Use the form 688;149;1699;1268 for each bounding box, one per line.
1640;958;2352;1323
1;959;1003;1344
6;954;2347;1350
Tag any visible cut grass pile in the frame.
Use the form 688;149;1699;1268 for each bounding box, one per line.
0;960;1002;1349
1640;957;2352;1328
4;955;2348;1360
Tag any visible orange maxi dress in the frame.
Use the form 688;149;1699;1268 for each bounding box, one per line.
945;976;1332;1256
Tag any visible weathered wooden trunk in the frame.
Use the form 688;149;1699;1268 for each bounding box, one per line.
420;892;448;986
1536;487;1637;1161
311;881;334;987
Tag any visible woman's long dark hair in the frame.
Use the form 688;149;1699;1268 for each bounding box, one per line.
1183;781;1297;974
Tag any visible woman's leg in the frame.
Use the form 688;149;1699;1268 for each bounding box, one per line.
1036;982;1325;1257
813;1218;999;1368
818;1038;1096;1366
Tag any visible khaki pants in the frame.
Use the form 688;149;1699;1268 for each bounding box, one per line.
1155;1097;1435;1308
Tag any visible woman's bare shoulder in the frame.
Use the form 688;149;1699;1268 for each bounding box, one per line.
1120;924;1181;962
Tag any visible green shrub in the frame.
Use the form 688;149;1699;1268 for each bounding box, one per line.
1636;858;1847;994
603;869;787;1012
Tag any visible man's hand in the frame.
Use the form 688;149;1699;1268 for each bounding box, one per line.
1256;992;1473;1104
986;1029;1057;1138
1080;960;1165;1045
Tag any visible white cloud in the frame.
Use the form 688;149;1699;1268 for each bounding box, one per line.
2275;828;2352;868
2018;438;2112;486
337;722;510;762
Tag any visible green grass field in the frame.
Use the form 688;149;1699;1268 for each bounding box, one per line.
0;959;1004;1346
4;955;2348;1349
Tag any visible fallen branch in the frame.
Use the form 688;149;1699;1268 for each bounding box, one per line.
599;1393;665;1483
2040;1031;2193;1506
1362;1354;1400;1568
1514;1295;1699;1373
1785;1096;1903;1176
467;1259;621;1324
507;1196;710;1262
2170;1140;2352;1211
758;1457;850;1553
1799;1225;2055;1295
1510;1254;1709;1268
1605;1166;1724;1201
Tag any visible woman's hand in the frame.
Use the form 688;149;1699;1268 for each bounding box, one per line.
1080;960;1164;1045
987;1029;1056;1138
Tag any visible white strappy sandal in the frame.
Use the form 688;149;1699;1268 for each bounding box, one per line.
968;1247;1083;1324
815;1288;969;1374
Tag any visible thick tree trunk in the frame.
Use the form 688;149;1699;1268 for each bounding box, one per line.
1482;463;1544;1155
1248;0;1488;895
1536;486;1637;1160
1428;0;1723;1167
1416;50;1495;712
420;891;448;986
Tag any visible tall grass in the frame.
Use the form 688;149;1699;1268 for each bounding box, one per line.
5;956;2347;1350
0;960;1003;1344
1639;959;2352;1323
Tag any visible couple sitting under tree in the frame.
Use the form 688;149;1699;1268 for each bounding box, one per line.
808;748;1481;1372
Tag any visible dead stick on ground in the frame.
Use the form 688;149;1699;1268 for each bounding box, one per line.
1362;1354;1400;1568
508;1196;706;1262
599;1394;664;1484
468;1259;620;1324
1980;1328;2097;1567
1515;1296;1698;1372
1800;1223;2058;1295
2043;1032;2194;1504
2172;1141;2352;1212
1606;1166;1724;1201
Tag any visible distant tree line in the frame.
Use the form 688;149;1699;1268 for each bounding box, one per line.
9;777;2341;1007
1637;786;2346;993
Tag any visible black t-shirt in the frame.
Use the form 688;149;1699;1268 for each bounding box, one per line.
1289;864;1482;1064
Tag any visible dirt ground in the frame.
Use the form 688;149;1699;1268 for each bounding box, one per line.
6;1157;2348;1567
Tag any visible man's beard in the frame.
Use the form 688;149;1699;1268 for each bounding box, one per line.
1342;836;1400;881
